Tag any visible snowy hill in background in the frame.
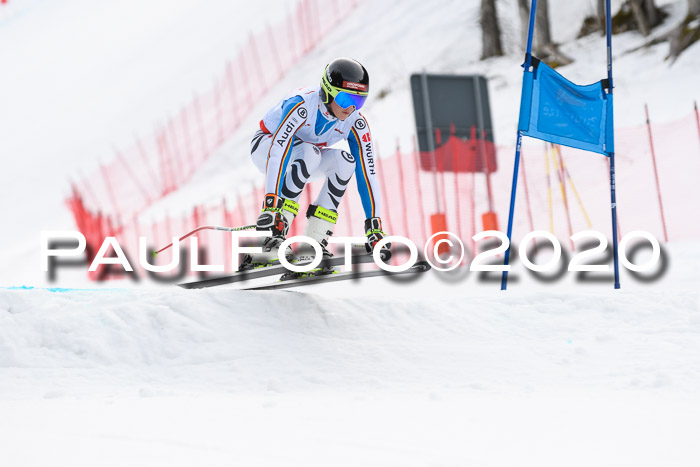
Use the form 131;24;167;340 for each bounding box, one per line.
0;0;293;283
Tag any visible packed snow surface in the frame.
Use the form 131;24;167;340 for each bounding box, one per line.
1;240;699;466
1;0;700;465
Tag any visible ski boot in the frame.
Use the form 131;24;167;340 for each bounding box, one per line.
238;194;299;271
281;204;337;281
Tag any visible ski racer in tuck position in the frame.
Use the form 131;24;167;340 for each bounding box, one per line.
241;57;389;271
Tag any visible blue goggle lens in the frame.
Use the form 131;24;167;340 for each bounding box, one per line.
334;91;368;110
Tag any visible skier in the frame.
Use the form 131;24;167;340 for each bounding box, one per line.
241;57;388;270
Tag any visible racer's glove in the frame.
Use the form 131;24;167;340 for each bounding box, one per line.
256;194;299;238
364;217;391;260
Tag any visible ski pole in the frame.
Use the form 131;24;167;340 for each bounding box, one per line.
152;224;255;257
154;228;389;260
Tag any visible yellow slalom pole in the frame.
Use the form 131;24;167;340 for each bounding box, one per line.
551;143;574;250
544;143;554;234
554;144;592;228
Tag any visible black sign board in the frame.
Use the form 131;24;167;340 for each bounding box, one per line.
410;73;496;172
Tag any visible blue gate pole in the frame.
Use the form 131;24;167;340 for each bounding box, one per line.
501;131;524;290
609;153;621;289
605;0;613;90
501;0;537;290
605;0;620;289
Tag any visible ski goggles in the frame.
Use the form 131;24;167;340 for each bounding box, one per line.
322;75;369;110
333;90;368;110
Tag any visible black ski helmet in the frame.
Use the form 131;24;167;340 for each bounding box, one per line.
320;58;370;110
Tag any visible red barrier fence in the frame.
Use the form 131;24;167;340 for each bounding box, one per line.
73;0;361;226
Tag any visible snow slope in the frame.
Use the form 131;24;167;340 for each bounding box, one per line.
142;0;700;224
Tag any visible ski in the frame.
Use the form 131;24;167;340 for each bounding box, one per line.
177;253;379;289
241;261;431;291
